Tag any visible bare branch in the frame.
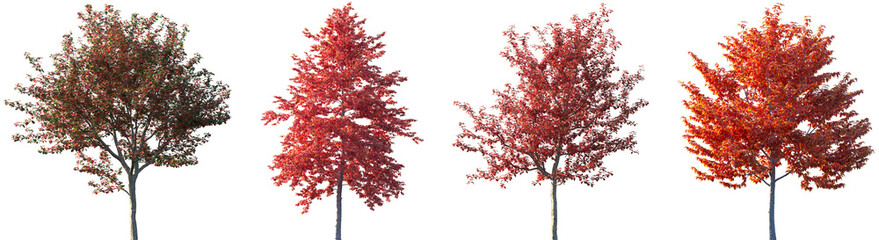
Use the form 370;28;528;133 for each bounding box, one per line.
112;130;125;159
511;164;539;172
550;140;563;175
525;152;551;177
129;120;141;175
135;162;151;175
144;131;157;143
775;170;793;182
96;138;121;160
97;138;130;174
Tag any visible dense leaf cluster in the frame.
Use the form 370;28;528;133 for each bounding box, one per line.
6;4;230;194
263;3;420;213
455;5;646;188
683;4;872;191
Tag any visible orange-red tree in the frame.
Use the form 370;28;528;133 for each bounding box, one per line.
262;3;419;240
683;4;872;240
454;5;646;240
5;5;230;240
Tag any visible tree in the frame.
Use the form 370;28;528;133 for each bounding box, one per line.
682;4;872;240
5;5;230;240
262;3;420;240
454;5;646;240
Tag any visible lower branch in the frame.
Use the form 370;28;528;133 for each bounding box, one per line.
775;170;792;181
511;163;538;172
746;169;770;186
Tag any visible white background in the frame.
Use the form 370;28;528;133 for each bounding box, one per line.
1;0;876;239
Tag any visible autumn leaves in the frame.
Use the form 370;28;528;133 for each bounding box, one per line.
453;7;648;240
6;2;872;240
7;5;230;240
261;5;420;239
682;4;871;240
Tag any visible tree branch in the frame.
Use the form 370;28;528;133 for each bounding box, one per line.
494;133;540;173
138;121;153;167
775;170;793;182
129;120;140;175
525;152;551;177
96;137;122;160
112;130;125;159
760;148;772;161
144;131;157;143
746;169;770;187
550;156;561;176
782;127;818;155
140;117;154;147
97;137;130;174
136;162;151;175
511;164;539;172
550;140;563;175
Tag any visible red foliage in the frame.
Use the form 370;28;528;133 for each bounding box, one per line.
455;5;646;187
455;7;645;238
263;3;420;214
683;4;872;191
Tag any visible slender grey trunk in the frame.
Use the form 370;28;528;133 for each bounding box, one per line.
550;179;558;240
769;167;777;240
335;160;346;240
129;175;138;240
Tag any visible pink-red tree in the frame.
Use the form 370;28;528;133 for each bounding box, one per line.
5;5;230;240
454;5;646;240
683;4;872;240
262;3;420;240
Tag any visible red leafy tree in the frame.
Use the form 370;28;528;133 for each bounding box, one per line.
262;3;420;240
454;5;646;240
5;5;230;240
682;4;872;240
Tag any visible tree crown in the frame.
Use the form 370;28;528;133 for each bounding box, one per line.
6;4;230;194
455;5;646;187
263;3;419;213
683;3;872;190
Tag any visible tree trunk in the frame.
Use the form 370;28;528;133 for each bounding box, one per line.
335;160;346;240
129;176;138;240
550;179;558;240
768;167;777;240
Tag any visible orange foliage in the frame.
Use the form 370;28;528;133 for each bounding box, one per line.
683;4;872;191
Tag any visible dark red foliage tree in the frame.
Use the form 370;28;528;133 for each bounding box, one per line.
262;3;420;240
683;4;872;240
454;5;646;240
5;5;230;240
